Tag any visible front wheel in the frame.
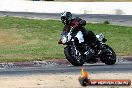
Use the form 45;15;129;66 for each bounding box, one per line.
64;46;85;66
100;45;116;65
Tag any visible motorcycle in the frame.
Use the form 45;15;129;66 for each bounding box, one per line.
59;27;116;66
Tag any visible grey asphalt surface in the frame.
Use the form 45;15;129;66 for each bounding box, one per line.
0;62;132;75
0;11;132;75
0;11;132;26
0;59;132;76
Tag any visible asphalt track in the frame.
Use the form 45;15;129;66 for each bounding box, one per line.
0;11;132;26
0;11;132;75
0;59;132;75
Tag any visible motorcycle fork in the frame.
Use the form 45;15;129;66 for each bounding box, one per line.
72;42;82;62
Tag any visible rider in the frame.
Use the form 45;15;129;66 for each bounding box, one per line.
58;11;97;56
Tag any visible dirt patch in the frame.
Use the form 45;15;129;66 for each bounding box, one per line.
0;73;131;88
0;30;23;45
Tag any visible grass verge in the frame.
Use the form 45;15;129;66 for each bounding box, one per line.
0;16;131;62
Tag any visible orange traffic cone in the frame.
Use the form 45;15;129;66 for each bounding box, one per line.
79;67;91;86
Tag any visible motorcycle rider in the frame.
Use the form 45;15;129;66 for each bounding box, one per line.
58;11;97;57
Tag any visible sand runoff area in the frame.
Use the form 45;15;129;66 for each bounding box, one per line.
0;72;132;88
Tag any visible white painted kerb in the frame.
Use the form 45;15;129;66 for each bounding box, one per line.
0;1;132;15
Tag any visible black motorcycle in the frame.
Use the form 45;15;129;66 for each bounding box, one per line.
60;27;116;66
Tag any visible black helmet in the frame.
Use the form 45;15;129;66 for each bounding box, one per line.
61;11;72;24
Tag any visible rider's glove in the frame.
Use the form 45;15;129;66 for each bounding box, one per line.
79;20;86;26
58;39;63;44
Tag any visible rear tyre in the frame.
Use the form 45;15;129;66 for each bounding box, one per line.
64;46;85;66
100;45;116;65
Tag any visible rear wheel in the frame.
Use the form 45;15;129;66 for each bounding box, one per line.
64;46;85;66
100;45;116;65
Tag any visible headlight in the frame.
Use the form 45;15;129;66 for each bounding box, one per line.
61;37;67;44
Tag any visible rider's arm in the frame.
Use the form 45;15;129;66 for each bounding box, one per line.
72;17;86;29
62;25;70;32
79;20;86;26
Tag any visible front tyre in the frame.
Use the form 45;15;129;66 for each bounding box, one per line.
100;45;116;65
64;46;85;66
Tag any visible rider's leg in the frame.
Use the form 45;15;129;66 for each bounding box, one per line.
74;31;93;55
74;31;85;54
75;31;84;43
86;31;104;49
74;31;95;60
82;29;97;45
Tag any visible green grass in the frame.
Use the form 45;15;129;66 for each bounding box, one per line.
0;16;131;62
